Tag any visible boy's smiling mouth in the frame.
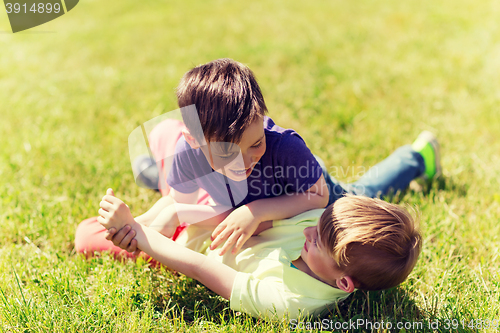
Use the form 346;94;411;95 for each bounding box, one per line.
304;241;309;252
230;167;252;177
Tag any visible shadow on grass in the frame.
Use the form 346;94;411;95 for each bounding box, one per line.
313;288;476;332
418;175;468;198
318;288;424;331
60;252;479;332
147;269;233;323
379;175;468;206
438;176;469;197
142;275;477;332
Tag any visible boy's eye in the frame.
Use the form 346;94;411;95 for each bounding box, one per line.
219;153;236;160
211;142;239;159
251;141;262;148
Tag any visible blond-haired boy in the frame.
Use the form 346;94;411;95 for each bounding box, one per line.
98;193;421;318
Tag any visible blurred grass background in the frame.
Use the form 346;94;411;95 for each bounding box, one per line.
1;0;499;331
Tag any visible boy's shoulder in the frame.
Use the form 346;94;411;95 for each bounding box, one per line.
263;116;298;136
263;116;312;161
263;116;307;146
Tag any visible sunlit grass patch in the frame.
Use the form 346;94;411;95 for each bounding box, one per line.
1;0;500;331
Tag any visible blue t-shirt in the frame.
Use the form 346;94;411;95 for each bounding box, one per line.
167;117;323;208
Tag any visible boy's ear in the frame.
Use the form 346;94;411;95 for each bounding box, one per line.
182;129;203;149
336;276;356;293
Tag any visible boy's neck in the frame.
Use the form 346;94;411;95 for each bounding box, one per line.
292;257;338;289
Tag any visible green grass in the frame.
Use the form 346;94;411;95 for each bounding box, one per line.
1;0;500;331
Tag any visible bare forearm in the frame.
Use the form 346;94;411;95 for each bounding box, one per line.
247;174;329;223
175;203;233;229
130;221;236;299
146;203;234;237
135;195;175;226
248;192;327;223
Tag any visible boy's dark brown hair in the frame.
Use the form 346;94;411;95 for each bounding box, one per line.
319;195;422;290
177;58;268;144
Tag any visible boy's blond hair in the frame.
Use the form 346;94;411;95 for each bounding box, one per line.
319;195;422;290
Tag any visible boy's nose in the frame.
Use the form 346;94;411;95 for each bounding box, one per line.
303;226;313;241
243;153;257;169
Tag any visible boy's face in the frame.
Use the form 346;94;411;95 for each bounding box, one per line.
201;117;266;181
301;224;345;287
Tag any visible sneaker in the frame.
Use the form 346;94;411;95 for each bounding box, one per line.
133;155;160;190
411;131;442;179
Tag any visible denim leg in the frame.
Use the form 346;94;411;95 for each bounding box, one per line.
315;145;425;205
345;145;426;198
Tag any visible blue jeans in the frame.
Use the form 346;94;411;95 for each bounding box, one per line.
316;145;426;206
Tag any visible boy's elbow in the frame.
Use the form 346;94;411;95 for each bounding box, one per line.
311;184;329;208
305;190;329;209
317;191;329;208
307;174;329;208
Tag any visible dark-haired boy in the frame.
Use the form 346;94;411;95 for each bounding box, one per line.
137;58;330;255
76;58;331;257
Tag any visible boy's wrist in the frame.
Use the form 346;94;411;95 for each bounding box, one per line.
148;206;180;237
134;215;149;226
245;201;267;223
253;220;273;235
238;202;258;223
127;219;140;231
